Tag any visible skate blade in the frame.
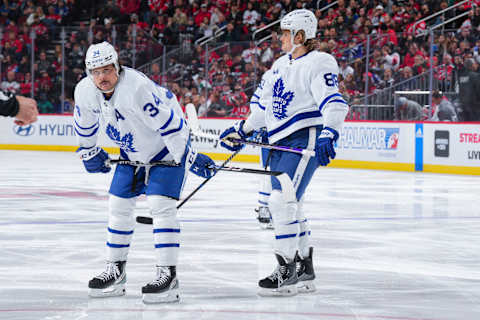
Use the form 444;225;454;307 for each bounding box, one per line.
297;280;316;293
89;285;126;298
258;284;298;297
142;288;180;304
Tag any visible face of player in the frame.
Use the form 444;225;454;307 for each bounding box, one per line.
280;30;293;53
91;64;118;92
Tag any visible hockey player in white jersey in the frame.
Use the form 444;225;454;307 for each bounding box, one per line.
74;41;215;303
219;9;349;296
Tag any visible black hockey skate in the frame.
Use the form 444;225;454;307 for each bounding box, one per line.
296;247;316;293
142;266;180;304
255;206;273;229
258;253;298;296
88;261;126;297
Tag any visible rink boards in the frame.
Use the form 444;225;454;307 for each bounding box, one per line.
0;115;479;175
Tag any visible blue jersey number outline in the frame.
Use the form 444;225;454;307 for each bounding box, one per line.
143;92;162;117
324;73;339;87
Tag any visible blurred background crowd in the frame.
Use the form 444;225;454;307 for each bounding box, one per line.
1;0;480;121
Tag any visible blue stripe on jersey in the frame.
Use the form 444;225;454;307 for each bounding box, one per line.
161;118;183;136
329;99;348;105
258;200;268;205
268;110;321;138
106;242;130;248
75;126;99;137
74;120;99;130
155;243;180;248
252;93;260;99
299;231;312;237
275;233;297;240
153;228;180;233
259;192;270;196
250;101;265;110
160;109;174;130
287;220;299;225
150;147;169;162
108;227;134;235
318;93;344;111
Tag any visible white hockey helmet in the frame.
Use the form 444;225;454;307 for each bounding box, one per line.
85;41;120;77
280;9;317;41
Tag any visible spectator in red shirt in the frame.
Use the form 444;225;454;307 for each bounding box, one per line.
2;30;23;55
117;0;140;15
403;42;424;68
227;83;249;117
20;72;39;97
44;5;62;28
194;3;210;27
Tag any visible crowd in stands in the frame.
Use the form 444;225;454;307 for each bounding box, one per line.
0;0;479;120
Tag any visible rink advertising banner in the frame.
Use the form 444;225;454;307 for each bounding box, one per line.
1;116;479;175
0;115;117;152
423;123;480;175
331;122;415;172
188;118;259;162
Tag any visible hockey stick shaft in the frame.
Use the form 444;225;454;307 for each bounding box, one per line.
177;149;241;209
185;103;315;157
107;159;180;167
212;165;282;176
136;150;241;225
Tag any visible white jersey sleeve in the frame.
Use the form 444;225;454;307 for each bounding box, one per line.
310;53;349;132
135;81;189;163
73;78;101;148
245;69;273;131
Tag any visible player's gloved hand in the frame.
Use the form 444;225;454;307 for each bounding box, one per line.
189;153;215;179
315;127;339;166
219;120;252;151
76;146;111;173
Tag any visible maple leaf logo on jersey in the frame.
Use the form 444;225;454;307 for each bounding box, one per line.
272;78;294;120
106;124;137;153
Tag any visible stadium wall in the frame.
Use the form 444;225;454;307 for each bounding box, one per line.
0;115;479;175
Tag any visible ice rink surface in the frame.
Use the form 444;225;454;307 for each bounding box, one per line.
0;150;479;320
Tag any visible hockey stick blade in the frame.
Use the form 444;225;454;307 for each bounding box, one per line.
186;103;315;157
136;216;153;224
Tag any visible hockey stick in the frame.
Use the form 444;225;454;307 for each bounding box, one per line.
185;103;316;157
136;149;241;225
135;154;283;224
107;159;180;167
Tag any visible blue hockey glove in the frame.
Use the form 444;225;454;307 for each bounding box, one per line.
315;127;339;166
189;153;215;179
76;146;111;173
219;120;251;151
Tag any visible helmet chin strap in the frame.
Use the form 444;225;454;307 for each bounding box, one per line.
287;30;302;63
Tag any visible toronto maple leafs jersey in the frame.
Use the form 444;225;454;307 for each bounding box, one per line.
249;69;273;115
74;67;189;164
245;51;349;143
